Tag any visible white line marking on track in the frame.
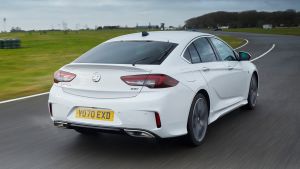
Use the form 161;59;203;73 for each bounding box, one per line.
251;44;276;62
0;92;49;104
234;39;249;50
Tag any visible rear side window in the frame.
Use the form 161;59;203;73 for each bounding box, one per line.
183;49;192;62
187;44;201;63
75;41;177;65
193;38;217;62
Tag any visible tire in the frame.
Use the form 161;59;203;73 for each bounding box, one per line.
186;93;209;146
244;74;258;110
74;127;99;136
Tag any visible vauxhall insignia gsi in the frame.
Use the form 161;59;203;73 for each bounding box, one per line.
48;31;258;146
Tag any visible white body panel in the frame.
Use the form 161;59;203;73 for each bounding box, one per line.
49;31;258;138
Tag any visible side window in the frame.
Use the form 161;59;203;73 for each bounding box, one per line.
183;49;192;63
210;38;236;61
183;44;201;64
193;38;217;62
188;44;201;63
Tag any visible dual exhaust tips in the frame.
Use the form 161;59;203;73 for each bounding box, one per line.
123;129;155;138
54;121;155;138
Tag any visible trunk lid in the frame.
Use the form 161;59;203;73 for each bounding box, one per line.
60;63;152;99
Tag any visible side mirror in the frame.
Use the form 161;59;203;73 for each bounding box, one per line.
238;51;251;61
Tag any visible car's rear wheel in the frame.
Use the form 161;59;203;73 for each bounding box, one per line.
244;74;258;110
74;127;99;135
186;93;209;146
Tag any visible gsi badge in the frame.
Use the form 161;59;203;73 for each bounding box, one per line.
92;72;101;82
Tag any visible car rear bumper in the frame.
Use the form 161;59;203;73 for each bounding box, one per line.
48;83;194;138
53;121;158;138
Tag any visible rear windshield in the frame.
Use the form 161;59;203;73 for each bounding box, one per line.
74;41;178;65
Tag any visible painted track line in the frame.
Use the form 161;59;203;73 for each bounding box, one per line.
251;44;276;62
234;39;249;50
0;92;49;104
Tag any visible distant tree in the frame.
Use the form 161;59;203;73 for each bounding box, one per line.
11;26;24;32
185;10;299;29
96;26;103;30
297;12;300;26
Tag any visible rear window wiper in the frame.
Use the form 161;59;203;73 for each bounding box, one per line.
132;55;155;66
152;44;176;64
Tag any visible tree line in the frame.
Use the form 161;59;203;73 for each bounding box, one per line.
185;10;300;29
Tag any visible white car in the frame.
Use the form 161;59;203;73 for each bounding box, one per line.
48;31;258;145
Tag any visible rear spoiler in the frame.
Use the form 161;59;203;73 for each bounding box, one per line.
63;63;151;72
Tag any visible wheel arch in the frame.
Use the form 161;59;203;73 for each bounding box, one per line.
185;89;210;145
196;89;211;116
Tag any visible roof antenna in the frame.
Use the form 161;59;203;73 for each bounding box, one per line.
142;31;149;37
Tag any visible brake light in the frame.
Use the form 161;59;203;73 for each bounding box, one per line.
54;70;76;83
121;74;178;88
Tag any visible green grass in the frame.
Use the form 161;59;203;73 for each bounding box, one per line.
0;30;244;101
224;27;300;36
219;35;245;49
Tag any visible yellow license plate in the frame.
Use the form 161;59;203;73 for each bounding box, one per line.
75;108;114;121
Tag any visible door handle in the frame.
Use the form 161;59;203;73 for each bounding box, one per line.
228;66;234;70
202;67;210;71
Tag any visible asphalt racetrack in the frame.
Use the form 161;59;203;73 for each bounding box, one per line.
0;31;300;169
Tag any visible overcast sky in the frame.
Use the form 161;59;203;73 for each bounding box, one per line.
0;0;299;30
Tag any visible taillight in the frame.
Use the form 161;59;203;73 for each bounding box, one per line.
121;74;178;88
54;70;76;83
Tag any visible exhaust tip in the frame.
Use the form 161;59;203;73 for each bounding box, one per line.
124;129;155;138
54;121;69;128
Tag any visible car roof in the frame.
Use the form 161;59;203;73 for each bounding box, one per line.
105;31;213;44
